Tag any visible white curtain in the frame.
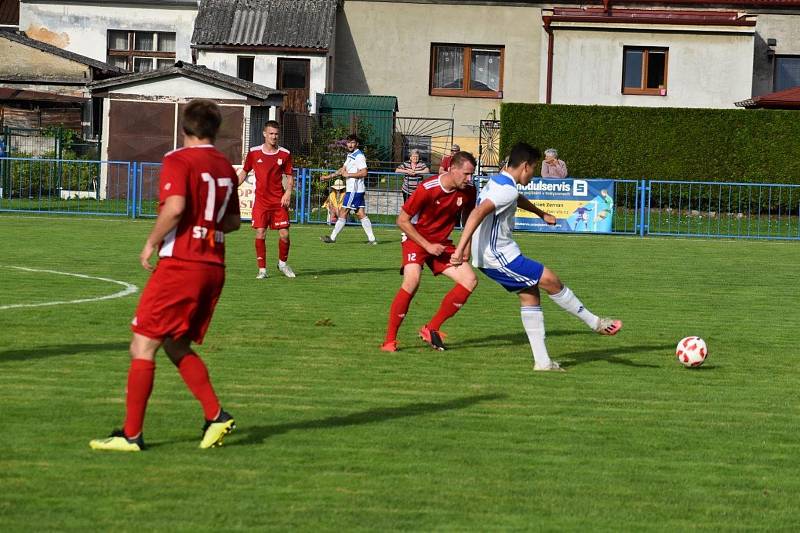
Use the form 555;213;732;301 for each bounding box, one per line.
433;46;464;89
470;49;500;91
158;33;176;53
134;31;154;51
108;30;128;51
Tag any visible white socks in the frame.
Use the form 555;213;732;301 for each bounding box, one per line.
361;217;376;242
330;217;346;241
548;286;600;330
521;306;551;367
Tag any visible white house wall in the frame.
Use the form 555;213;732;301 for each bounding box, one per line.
108;76;249;101
197;51;328;112
544;26;755;108
335;1;542;140
19;1;195;63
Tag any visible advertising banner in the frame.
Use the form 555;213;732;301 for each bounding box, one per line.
514;178;615;233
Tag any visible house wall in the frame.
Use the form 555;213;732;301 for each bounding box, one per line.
0;37;90;82
334;1;542;143
544;25;754;108
752;14;800;96
19;1;196;63
197;51;329;113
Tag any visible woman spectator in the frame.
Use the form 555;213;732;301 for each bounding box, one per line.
541;148;568;178
396;149;431;202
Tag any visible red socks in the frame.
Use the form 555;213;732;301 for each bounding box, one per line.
278;237;290;262
255;239;267;269
384;288;414;343
428;284;472;331
178;353;221;421
123;359;155;438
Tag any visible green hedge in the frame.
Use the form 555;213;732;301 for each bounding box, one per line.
500;104;800;185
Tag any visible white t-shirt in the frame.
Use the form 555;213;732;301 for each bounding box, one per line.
344;149;367;193
471;171;522;269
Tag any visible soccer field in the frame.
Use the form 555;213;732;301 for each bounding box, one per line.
1;215;799;531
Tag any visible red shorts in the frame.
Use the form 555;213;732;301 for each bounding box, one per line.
131;259;225;344
401;238;455;276
251;206;290;230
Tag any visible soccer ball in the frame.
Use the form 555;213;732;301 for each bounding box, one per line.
676;336;708;368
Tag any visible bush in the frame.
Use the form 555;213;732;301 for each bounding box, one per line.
500;103;800;185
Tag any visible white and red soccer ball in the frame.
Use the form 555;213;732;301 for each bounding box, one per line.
676;336;708;368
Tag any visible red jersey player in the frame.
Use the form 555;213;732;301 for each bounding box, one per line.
90;100;241;452
237;120;295;279
381;151;479;352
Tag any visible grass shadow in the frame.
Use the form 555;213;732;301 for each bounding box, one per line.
0;342;129;363
559;343;673;368
231;393;506;447
448;330;580;349
302;266;397;277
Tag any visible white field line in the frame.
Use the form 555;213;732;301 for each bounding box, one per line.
0;266;138;310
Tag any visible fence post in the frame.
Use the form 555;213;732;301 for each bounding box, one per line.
300;168;307;223
638;179;648;237
130;162;138;219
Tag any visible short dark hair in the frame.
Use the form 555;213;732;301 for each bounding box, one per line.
506;143;541;168
346;133;361;144
181;99;222;141
264;120;280;131
450;151;477;169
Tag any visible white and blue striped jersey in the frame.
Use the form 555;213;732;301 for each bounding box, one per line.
471;171;522;269
344;149;367;193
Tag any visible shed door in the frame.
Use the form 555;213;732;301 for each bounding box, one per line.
278;59;310;114
107;100;174;164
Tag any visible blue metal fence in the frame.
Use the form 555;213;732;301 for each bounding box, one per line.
0;156;132;217
3;156;799;241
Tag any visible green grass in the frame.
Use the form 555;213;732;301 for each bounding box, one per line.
1;215;799;531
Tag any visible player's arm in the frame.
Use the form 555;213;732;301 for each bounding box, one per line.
517;194;557;225
321;164;346;181
218;211;241;234
451;199;495;266
348;166;368;179
281;173;294;208
140;195;185;271
397;209;445;256
237;155;252;186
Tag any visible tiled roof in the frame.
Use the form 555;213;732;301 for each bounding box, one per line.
89;60;284;102
735;87;800;109
0;31;125;73
192;0;338;50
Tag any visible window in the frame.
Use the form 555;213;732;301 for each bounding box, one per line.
774;56;800;92
237;56;254;82
622;47;668;95
107;30;176;72
430;44;504;98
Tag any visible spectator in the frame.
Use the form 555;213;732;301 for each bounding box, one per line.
541;148;568;178
323;179;346;225
396;149;430;202
438;144;461;174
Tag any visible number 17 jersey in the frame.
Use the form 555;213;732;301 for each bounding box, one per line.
158;145;240;265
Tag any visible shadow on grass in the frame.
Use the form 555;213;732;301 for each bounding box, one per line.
448;330;579;349
231;393;506;447
559;343;673;368
302;266;397;277
0;342;129;363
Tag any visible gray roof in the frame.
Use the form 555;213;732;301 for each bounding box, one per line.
89;61;284;102
1;31;125;74
192;0;338;50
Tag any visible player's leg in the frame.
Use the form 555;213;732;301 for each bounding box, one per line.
355;204;377;244
382;262;422;351
538;267;622;335
89;333;160;451
423;261;478;347
323;204;349;243
254;220;268;278
275;209;295;277
518;287;563;372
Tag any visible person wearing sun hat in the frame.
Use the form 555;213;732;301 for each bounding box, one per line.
323;178;346;225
